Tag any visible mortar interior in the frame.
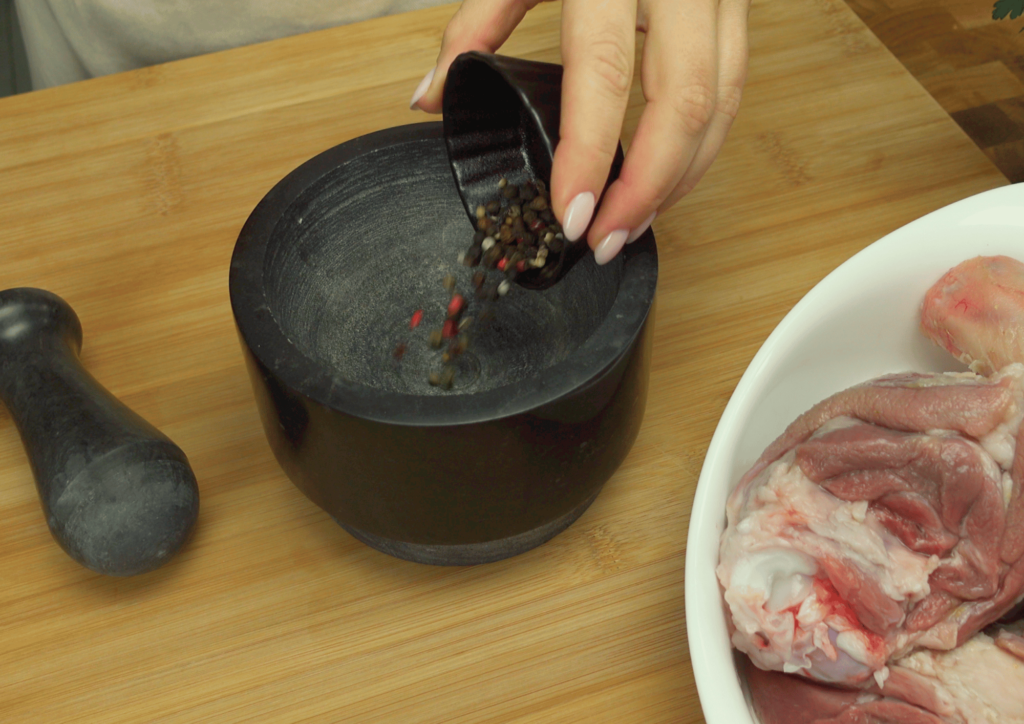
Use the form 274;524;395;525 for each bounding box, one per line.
262;134;623;397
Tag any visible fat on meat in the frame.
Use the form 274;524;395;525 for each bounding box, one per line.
921;256;1024;376
717;364;1024;688
745;621;1024;724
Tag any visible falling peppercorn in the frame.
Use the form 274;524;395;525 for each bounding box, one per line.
411;177;563;390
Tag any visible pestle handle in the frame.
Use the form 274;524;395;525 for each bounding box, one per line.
0;288;199;576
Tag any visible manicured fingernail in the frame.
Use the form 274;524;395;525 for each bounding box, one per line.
409;68;435;110
627;212;656;243
562;192;595;242
593;229;628;265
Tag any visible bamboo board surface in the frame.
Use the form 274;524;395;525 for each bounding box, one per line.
0;1;1009;722
844;0;1024;183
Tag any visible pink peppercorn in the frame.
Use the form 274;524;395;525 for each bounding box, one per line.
447;294;465;319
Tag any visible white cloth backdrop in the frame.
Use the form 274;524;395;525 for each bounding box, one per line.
15;0;451;90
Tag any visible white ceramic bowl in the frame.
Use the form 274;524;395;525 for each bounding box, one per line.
684;183;1024;724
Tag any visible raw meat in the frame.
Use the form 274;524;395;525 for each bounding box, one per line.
717;365;1024;687
745;621;1024;724
745;657;946;724
921;256;1024;376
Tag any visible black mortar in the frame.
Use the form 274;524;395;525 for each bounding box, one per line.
230;123;656;565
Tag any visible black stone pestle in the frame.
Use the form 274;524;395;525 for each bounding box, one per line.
0;288;199;576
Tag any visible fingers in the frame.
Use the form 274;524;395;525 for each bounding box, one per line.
549;0;638;256
415;0;750;267
659;0;749;209
585;0;720;254
410;0;548;112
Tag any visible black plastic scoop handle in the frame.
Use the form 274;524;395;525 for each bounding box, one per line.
0;288;199;576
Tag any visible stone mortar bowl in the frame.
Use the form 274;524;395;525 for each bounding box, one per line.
229;121;657;566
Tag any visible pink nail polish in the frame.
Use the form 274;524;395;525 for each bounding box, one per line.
593;229;628;265
409;68;435;110
562;192;595;242
627;212;657;244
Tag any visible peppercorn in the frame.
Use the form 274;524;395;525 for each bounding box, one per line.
447;294;465;319
483;245;502;268
528;195;548;211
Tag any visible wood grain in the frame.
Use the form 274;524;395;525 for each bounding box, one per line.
0;1;1007;722
845;0;1024;181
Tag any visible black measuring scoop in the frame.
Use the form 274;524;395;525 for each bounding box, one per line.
442;51;625;291
0;288;199;576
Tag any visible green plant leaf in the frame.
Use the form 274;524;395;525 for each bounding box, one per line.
993;0;1024;20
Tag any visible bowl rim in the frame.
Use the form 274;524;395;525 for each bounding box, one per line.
228;122;658;427
683;182;1024;724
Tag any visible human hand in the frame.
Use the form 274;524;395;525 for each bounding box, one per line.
410;0;750;265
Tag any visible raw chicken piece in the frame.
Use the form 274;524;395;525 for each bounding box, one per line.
921;256;1024;376
746;621;1024;724
717;364;1024;688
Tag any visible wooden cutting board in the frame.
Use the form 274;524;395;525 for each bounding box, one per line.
0;1;1007;722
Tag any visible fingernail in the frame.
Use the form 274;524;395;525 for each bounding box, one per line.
409;67;435;110
627;212;656;243
593;229;628;265
562;192;595;242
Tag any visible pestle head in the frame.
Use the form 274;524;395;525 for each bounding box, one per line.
0;288;200;576
46;441;199;576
